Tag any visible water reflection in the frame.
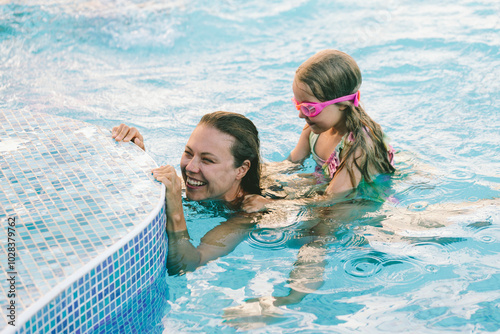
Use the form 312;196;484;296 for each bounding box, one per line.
220;191;499;330
3;0;500;332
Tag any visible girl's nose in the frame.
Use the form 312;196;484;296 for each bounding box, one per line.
298;109;307;119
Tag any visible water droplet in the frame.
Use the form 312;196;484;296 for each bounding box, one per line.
425;264;438;273
479;235;495;243
408;201;429;211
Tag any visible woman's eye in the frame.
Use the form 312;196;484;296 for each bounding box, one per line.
183;151;192;157
203;158;214;163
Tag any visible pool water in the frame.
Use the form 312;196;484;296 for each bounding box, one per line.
1;0;499;332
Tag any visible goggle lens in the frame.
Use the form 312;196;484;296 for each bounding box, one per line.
301;105;316;116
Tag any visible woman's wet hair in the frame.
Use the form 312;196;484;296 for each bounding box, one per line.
199;111;262;195
296;49;395;184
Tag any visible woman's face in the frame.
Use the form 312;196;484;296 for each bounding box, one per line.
180;125;245;202
292;77;346;134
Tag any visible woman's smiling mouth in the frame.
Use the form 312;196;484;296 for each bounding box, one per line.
186;177;207;188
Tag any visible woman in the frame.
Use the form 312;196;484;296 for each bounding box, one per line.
112;111;263;275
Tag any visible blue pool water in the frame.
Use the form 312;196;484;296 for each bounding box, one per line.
1;0;499;333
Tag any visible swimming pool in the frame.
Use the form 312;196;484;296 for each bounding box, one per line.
1;0;499;332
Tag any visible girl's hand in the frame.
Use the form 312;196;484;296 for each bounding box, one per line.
152;165;186;230
241;194;272;213
111;123;145;151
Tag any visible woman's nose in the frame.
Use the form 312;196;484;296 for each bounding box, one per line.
185;157;200;173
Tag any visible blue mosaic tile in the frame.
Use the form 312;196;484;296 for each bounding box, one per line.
0;111;166;333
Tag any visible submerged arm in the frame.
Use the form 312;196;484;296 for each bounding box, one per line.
273;239;327;306
152;164;198;275
223;235;329;326
166;229;201;275
167;215;257;275
274;199;380;305
153;165;258;275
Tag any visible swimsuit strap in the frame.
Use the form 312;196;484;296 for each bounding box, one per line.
321;132;350;179
309;132;326;166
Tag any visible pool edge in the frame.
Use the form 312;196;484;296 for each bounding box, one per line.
1;185;166;334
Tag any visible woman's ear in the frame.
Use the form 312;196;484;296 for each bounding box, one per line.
236;160;251;180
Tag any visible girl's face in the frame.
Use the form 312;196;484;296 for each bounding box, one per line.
180;125;246;202
292;77;347;134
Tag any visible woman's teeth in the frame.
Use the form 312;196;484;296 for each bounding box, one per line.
187;178;207;187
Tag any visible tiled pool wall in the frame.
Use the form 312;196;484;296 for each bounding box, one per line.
18;205;166;334
0;111;167;334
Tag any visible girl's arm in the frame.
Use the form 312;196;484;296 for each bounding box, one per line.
241;125;314;213
287;124;312;163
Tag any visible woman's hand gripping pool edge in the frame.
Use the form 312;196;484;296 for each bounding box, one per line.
152;165;187;232
152;165;202;275
111;124;187;229
111;123;145;151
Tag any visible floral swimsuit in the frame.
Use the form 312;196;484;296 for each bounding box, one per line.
309;131;395;182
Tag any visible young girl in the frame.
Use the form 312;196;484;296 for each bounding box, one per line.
242;49;395;212
288;49;395;197
228;51;398;316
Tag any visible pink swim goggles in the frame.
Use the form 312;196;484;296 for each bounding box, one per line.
292;91;360;117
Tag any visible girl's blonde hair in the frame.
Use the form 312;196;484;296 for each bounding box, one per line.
296;49;395;185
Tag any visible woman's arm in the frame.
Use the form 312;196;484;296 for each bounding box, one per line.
152;165;197;275
153;165;257;275
196;217;257;266
152;165;186;231
165;217;256;275
166;216;257;275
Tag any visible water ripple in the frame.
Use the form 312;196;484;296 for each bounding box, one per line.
447;168;477;181
344;255;383;279
408;201;429;211
403;241;452;265
247;228;291;250
472;227;500;255
377;259;426;285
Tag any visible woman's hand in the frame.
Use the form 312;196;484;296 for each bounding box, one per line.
152;165;186;231
241;194;272;213
111;123;145;151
